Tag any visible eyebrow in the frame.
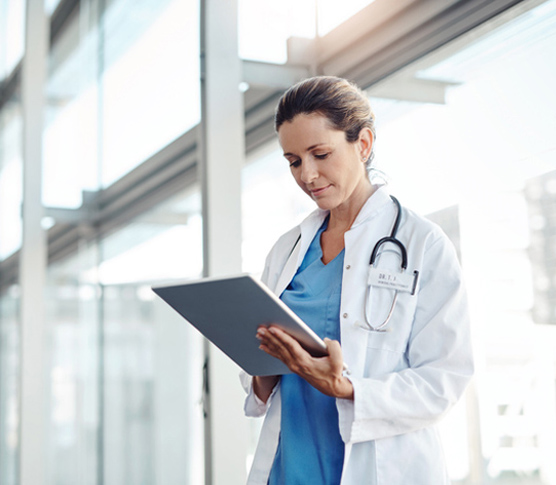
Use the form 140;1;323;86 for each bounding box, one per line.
283;143;326;157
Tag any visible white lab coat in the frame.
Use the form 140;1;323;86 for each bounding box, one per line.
241;186;474;485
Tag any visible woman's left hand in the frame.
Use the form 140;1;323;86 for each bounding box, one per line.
256;325;354;400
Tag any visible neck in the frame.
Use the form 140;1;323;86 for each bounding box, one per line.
328;182;376;232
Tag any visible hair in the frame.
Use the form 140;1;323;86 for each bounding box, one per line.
274;76;377;171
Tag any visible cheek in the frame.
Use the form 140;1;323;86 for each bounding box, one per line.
292;171;310;193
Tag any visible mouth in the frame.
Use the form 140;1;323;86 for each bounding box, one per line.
309;185;331;197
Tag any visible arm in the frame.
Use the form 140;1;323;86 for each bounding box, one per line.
252;375;280;403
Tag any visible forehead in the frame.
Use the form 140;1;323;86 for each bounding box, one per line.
277;113;345;151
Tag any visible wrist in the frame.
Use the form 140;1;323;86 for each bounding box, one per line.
253;375;279;403
333;376;354;400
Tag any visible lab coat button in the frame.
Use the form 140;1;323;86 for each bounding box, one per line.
346;265;351;270
343;313;348;318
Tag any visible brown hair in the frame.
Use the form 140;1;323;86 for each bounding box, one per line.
274;76;376;169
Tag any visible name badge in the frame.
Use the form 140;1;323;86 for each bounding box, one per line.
367;268;419;295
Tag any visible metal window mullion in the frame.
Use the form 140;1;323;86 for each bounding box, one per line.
19;1;49;484
200;0;248;483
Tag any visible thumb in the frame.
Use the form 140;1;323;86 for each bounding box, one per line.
324;338;343;366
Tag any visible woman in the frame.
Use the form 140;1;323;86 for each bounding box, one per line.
241;76;473;485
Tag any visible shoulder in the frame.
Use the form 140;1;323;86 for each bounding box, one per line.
260;225;300;288
267;225;301;260
261;208;325;286
399;205;454;252
265;207;325;260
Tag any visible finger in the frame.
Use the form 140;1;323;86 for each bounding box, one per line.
257;327;281;350
257;327;296;363
268;326;309;361
258;327;313;375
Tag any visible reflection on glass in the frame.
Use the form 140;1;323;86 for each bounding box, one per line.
46;245;101;485
43;1;100;208
0;100;23;260
46;181;205;484
317;0;376;35
98;187;203;285
0;0;25;80
238;0;376;63
0;286;20;485
101;0;200;187
99;188;205;484
102;284;204;485
43;0;200;208
238;0;315;63
45;0;62;15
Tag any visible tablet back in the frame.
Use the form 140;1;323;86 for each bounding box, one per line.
152;275;326;376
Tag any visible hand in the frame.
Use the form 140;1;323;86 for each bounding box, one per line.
256;325;353;400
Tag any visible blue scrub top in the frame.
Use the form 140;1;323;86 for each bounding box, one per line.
268;219;345;485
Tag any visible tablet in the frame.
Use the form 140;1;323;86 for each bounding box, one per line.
152;274;328;376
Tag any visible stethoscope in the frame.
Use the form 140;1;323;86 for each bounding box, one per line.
288;195;418;333
363;195;418;332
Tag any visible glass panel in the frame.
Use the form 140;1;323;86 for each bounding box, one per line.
102;284;204;485
0;99;23;261
46;245;101;485
100;0;200;187
44;0;201;207
317;0;376;36
238;0;376;63
0;286;20;485
98;187;203;285
45;0;63;15
100;187;204;484
0;0;25;80
238;0;315;63
43;0;100;208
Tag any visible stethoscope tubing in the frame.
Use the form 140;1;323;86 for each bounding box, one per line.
287;195;409;332
364;195;408;332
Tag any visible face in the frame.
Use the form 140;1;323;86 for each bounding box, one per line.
278;113;373;213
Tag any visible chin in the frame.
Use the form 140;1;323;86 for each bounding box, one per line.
313;198;339;211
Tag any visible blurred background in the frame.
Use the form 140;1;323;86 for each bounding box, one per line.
1;0;556;483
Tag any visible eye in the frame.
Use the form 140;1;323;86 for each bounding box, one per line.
314;153;329;160
289;159;301;168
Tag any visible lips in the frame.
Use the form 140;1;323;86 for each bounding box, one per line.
310;185;331;197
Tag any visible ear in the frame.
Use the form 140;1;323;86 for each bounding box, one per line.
358;127;374;161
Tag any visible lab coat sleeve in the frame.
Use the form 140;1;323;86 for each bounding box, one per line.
337;234;474;443
240;238;287;418
240;372;280;417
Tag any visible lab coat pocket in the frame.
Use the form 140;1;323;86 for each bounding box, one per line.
365;290;415;353
364;251;419;353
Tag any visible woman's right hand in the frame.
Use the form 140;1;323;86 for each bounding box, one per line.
252;375;279;403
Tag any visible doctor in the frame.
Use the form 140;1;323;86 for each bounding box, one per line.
241;76;474;485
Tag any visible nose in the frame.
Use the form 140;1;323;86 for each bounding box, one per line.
300;158;318;184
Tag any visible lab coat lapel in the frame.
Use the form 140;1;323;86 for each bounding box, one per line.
273;209;328;297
